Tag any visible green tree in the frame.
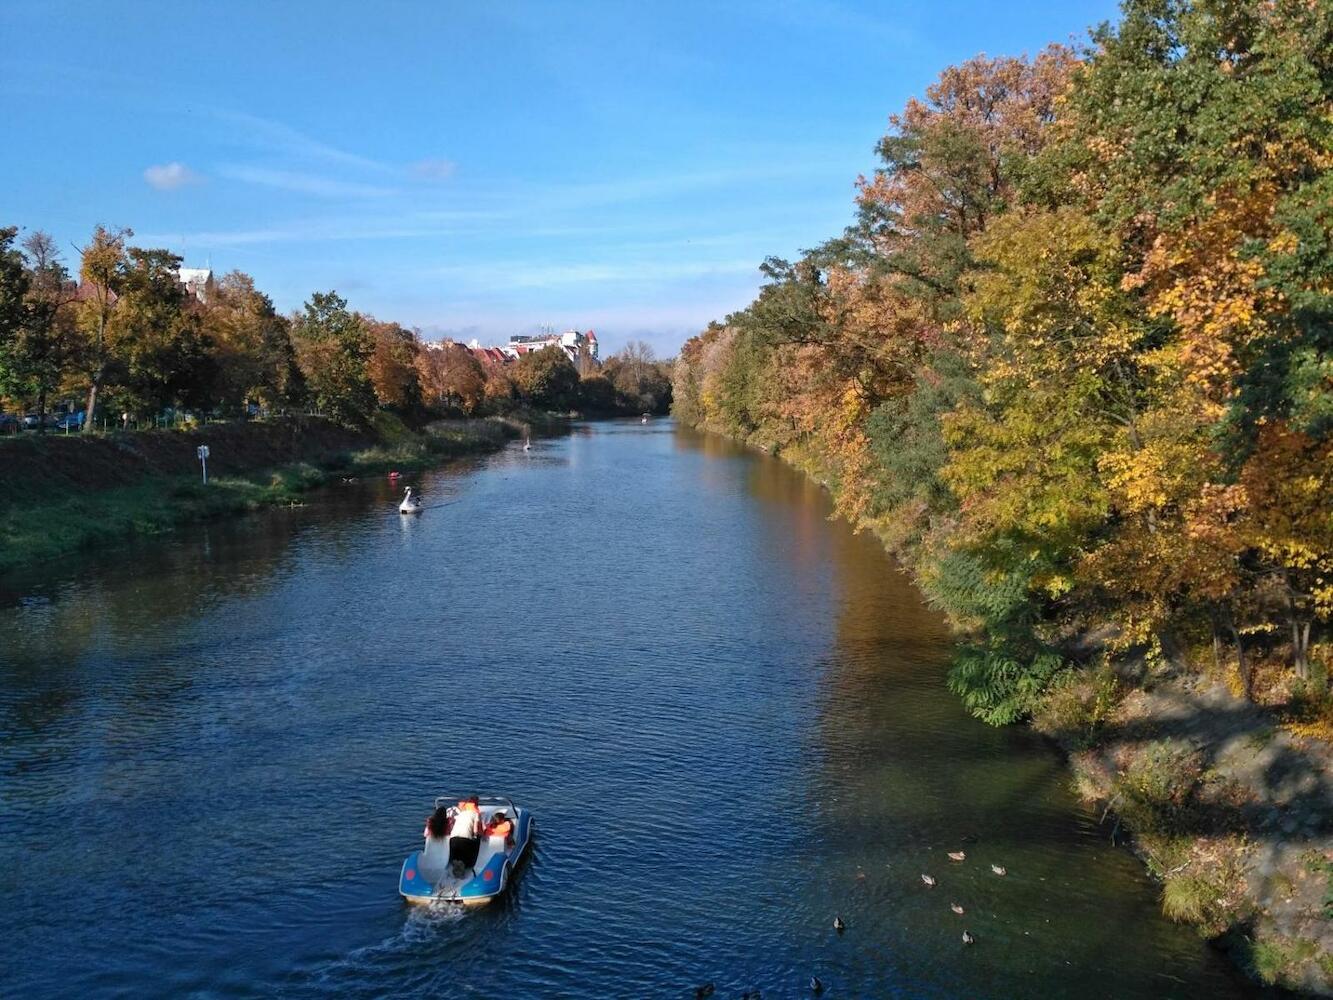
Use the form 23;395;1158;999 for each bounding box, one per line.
290;290;374;423
513;345;579;410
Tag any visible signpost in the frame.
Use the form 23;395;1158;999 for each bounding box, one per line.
197;444;210;484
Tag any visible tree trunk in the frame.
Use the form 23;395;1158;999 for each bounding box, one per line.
85;379;99;433
1287;591;1310;680
1210;613;1223;673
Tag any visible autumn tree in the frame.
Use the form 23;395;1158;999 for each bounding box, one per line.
365;318;421;411
203;272;302;413
290;291;375;424
76;225;130;429
417;341;485;414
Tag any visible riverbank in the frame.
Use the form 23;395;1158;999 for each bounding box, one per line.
0;414;523;575
684;422;1332;995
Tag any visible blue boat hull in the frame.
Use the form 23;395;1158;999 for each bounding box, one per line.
400;808;532;905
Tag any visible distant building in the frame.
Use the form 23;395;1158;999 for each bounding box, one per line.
177;267;215;303
506;329;599;365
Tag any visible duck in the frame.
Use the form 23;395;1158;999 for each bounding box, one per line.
921;874;937;887
398;486;422;514
991;864;1007;876
694;984;714;999
950;903;965;915
962;930;975;946
810;976;824;995
947;851;966;862
832;915;845;934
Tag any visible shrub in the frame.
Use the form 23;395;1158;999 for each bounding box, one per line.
1114;741;1204;837
1033;666;1121;747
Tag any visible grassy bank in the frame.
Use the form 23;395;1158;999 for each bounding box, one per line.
0;414;518;575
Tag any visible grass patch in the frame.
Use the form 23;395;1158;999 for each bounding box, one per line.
1250;936;1320;986
0;419;516;575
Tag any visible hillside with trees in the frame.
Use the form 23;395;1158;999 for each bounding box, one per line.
0;227;672;431
672;1;1331;985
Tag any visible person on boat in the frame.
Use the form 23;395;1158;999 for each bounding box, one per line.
485;810;515;848
420;804;453;875
449;795;482;876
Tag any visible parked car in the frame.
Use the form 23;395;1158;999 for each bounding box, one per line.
54;411;85;431
21;413;58;430
0;412;18;434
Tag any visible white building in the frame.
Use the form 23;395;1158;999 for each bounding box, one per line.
506;329;599;364
177;267;215;304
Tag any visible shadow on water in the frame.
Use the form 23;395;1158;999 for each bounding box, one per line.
0;421;1272;998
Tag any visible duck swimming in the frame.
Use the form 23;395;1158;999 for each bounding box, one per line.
921;874;937;887
832;916;845;934
950;903;965;915
947;851;966;862
991;864;1007;876
962;930;975;945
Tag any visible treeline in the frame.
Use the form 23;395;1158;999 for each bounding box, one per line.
674;0;1331;722
0;225;672;430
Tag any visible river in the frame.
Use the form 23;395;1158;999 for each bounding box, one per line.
0;420;1262;998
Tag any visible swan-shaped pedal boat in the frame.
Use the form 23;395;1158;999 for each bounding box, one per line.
400;796;533;905
399;486;422;514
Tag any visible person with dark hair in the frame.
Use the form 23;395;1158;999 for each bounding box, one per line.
449;795;482;877
421;804;453;875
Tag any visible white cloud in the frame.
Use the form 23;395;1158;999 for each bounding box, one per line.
143;161;200;190
409;158;457;181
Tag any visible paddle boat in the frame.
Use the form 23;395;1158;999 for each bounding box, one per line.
398;486;422;514
400;796;533;905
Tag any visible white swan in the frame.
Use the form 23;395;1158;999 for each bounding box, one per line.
399;486;422;514
523;437;531;452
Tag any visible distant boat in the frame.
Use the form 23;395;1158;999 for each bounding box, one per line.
523;437;531;452
399;486;422;514
641;413;649;423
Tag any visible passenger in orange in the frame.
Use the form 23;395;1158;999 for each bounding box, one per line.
486;811;516;848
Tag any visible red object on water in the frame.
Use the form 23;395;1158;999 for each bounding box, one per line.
389;471;401;479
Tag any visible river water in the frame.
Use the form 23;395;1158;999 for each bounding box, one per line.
0;420;1262;998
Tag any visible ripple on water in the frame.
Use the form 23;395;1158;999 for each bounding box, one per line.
0;422;1259;999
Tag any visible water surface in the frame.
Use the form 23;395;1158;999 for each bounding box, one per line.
0;420;1260;997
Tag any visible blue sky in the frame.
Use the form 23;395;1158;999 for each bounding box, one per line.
0;0;1120;356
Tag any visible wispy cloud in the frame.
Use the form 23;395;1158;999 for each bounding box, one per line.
409;158;457;181
143;161;200;190
214;109;393;175
217;165;398;199
434;257;758;291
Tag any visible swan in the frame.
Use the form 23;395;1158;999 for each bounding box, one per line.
399;486;422;514
523;437;531;452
